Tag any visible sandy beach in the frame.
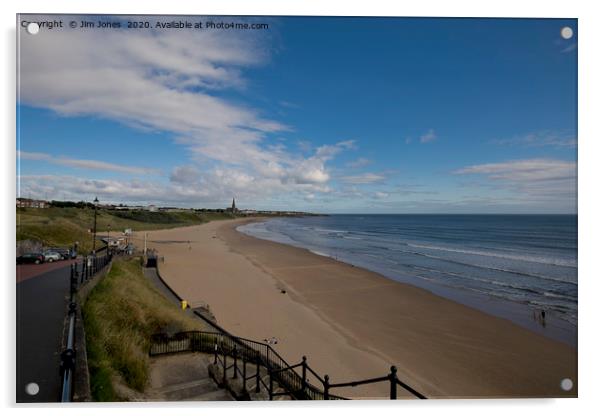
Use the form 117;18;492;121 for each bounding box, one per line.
135;218;577;399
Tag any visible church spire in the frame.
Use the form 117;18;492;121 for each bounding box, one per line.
232;198;236;211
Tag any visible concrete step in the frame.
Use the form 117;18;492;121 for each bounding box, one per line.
186;388;235;401
149;353;211;389
154;379;220;401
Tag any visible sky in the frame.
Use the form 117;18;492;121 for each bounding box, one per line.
17;16;577;213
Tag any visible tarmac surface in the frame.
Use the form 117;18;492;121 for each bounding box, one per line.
16;262;72;403
17;259;77;283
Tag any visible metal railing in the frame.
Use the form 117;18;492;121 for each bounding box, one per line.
149;330;426;400
60;301;77;402
324;366;426;400
60;253;112;402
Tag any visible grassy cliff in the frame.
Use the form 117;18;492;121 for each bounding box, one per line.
16;206;234;254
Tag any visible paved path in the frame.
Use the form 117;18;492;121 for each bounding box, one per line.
16;263;72;403
142;267;214;332
17;259;77;283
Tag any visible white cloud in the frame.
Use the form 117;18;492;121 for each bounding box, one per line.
283;140;356;185
339;172;386;184
491;131;577;148
297;140;313;153
17;151;49;161
18;151;161;175
419;129;437;143
346;158;372;169
561;43;577;53
19;170;332;208
18;175;165;202
454;158;576;200
279;100;300;109
19;27;286;164
336;186;364;198
169;165;201;184
314;140;356;159
454;159;575;181
18;17;356;205
288;161;330;184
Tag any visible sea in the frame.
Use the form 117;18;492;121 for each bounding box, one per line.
238;214;577;346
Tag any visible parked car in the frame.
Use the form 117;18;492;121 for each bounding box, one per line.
124;244;135;255
48;247;71;260
43;251;62;263
16;253;45;265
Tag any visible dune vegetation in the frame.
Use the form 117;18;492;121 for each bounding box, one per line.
82;257;204;401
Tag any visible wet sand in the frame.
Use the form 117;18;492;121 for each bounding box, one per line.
134;218;577;399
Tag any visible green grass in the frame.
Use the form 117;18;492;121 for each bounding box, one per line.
16;206;234;254
82;257;204;401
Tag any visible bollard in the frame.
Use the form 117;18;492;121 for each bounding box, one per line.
181;300;188;310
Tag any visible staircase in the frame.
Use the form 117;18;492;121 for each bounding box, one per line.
149;330;426;401
207;359;293;401
151;379;232;401
146;352;233;401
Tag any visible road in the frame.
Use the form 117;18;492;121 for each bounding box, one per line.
16;262;73;403
17;259;77;283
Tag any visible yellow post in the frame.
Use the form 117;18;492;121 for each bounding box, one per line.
181;300;188;310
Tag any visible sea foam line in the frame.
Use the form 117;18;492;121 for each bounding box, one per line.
406;243;577;268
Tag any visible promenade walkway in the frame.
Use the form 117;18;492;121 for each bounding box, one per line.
16;263;72;402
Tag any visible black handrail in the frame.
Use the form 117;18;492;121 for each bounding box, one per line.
396;377;427;400
304;358;325;384
60;301;77;402
324;365;426;400
60;252;112;402
271;361;303;375
150;331;332;399
328;375;390;388
149;330;426;400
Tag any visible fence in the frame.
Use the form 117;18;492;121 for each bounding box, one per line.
149;330;426;400
60;253;112;402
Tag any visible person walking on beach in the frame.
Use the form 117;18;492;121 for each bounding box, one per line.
533;309;547;328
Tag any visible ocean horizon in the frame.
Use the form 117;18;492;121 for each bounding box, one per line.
238;214;577;346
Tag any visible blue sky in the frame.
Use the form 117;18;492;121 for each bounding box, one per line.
17;16;577;213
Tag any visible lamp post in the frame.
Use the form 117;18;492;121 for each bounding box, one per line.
107;223;111;254
92;197;99;252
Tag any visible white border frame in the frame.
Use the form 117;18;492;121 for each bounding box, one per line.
3;1;600;415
